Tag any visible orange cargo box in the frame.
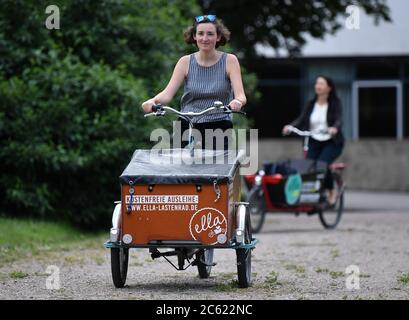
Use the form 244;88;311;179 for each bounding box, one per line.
118;149;242;246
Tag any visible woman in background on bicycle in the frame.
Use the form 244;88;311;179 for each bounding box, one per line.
141;15;246;150
282;75;344;206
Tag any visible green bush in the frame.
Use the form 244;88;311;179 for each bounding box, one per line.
0;51;153;228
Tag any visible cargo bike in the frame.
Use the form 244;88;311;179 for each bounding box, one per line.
244;125;345;233
105;102;257;288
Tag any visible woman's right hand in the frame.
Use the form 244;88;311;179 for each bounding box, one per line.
282;125;291;135
141;99;156;113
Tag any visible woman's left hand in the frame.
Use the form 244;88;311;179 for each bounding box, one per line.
228;99;243;111
328;127;338;136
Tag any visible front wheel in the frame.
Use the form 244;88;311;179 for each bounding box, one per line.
111;247;129;288
196;248;214;279
247;186;267;234
318;173;344;229
236;210;252;288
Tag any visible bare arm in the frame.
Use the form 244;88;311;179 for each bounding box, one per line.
226;53;246;111
141;55;189;112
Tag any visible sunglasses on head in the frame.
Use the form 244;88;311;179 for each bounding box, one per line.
195;15;216;23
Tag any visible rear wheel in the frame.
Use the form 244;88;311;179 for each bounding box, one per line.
236;210;252;288
319;172;344;229
196;248;214;279
247;186;266;234
111;247;129;288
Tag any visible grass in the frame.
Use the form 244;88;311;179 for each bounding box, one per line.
9;270;29;279
219;272;237;280
215;272;258;291
398;273;409;284
285;264;305;274
215;280;240;292
330;249;340;259
315;267;344;279
63;255;84;264
0;217;106;266
262;271;281;289
329;271;344;279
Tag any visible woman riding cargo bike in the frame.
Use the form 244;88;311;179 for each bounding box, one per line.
283;75;345;207
244;75;346;233
104;15;256;289
141;14;247;150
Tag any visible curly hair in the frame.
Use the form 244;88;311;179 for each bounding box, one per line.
183;18;231;48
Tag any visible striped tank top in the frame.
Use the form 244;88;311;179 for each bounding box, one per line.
180;52;233;123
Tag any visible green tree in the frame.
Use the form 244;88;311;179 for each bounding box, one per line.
199;0;391;59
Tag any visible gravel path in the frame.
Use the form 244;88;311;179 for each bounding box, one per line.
1;192;409;300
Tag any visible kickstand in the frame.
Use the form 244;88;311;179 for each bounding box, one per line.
151;249;194;271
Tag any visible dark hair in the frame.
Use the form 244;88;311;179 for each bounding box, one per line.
315;75;340;104
183;18;231;48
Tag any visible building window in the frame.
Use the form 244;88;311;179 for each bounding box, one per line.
352;80;403;139
358;87;396;137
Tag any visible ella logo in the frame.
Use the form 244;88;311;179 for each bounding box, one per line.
189;207;227;245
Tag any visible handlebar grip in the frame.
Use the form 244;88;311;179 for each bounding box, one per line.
225;104;246;116
152;104;163;112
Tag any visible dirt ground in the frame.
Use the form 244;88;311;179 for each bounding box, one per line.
1;191;409;300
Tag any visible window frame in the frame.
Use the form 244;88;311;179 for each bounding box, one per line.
352;80;403;140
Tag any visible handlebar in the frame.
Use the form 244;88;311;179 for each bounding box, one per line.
284;125;328;137
143;101;246;119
